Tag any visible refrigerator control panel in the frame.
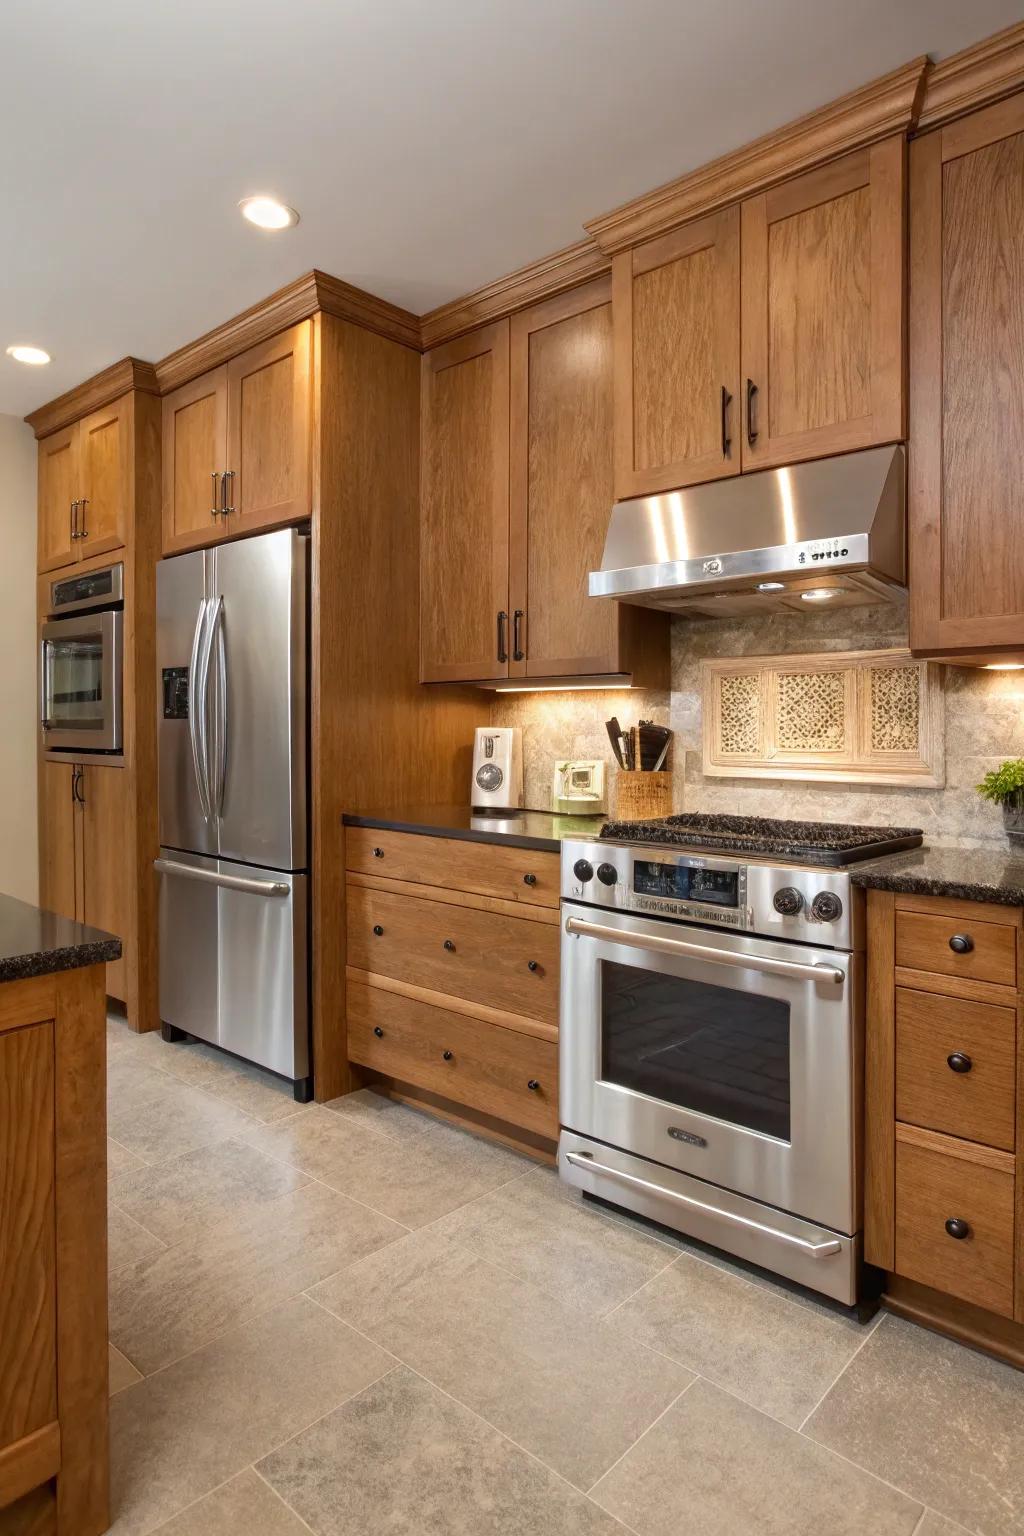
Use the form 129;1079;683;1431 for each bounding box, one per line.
162;667;189;720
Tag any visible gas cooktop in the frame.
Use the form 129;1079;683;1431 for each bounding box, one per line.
598;812;923;868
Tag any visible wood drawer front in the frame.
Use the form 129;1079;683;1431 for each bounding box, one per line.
895;1139;1015;1318
895;988;1016;1151
345;828;559;908
894;909;1016;988
347;886;559;1024
348;981;558;1139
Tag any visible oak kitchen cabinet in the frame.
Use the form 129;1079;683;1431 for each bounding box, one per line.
37;399;131;573
420;286;667;686
612;137;906;498
908;94;1024;660
161;319;312;555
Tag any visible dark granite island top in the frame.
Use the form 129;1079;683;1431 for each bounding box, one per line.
851;846;1024;907
0;891;121;982
344;805;606;853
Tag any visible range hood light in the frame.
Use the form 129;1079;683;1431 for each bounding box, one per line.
982;663;1024;671
800;588;844;603
756;581;786;593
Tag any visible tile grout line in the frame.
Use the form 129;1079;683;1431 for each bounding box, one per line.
794;1310;887;1434
798;1413;938;1520
585;1376;699;1499
249;1462;322;1536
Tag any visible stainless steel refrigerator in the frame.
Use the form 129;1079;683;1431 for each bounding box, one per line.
155;527;311;1099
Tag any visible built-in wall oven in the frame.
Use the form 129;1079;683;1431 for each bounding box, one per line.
40;563;124;759
559;838;865;1303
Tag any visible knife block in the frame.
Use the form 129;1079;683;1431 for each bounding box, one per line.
614;770;672;821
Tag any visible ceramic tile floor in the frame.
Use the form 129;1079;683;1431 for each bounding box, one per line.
105;1015;1024;1536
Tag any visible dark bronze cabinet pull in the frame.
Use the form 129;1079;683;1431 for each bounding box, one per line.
949;933;974;954
372;847;384;858
945;1217;970;1240
527;960;539;973
210;472;221;519
70;499;80;540
947;1052;972;1074
746;378;759;445
720;385;732;458
443;1049;453;1061
372;925;383;936
497;610;509;664
78;497;89;538
443;939;455;952
523;873;537;887
373;1026;384;1038
527;1079;540;1091
512;609;525;662
221;469;236;515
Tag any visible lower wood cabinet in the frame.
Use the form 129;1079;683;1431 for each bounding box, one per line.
345;829;560;1150
866;889;1024;1353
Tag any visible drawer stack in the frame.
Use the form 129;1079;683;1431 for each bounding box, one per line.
345;827;561;1144
867;891;1022;1324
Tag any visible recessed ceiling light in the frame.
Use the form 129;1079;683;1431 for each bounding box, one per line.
6;344;50;365
238;195;299;231
800;587;844;603
756;581;785;593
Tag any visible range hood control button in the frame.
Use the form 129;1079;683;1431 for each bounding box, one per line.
811;891;844;923
773;887;804;916
573;859;594;883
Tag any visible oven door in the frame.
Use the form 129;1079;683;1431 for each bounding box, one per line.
40;610;123;755
560;900;860;1234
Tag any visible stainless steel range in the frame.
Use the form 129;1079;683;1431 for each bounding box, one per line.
558;814;922;1304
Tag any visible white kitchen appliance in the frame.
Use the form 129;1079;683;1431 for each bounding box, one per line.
552;759;606;815
471;727;523;812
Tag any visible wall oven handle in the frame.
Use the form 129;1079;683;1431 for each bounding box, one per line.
563;1152;842;1258
563;916;845;984
154;858;289;897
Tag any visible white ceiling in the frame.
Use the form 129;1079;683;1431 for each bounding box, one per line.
2;0;1021;417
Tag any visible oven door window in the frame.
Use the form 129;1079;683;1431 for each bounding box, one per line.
600;960;791;1141
43;633;105;732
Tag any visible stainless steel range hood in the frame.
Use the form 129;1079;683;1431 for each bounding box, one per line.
589;446;905;617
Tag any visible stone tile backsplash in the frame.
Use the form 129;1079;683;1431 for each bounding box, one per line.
491;604;1024;847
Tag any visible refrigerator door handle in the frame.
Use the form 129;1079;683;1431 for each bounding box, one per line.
188;598;212;821
154;858;290;897
207;596;227;819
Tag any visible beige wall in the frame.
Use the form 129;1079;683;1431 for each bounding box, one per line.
0;414;38;902
493;603;1024;848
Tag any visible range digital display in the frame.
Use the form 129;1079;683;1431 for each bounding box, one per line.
633;861;739;907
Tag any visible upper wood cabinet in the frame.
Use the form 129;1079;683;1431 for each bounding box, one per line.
909;94;1024;659
420;321;510;684
613;207;741;498
741;138;905;470
37;398;131;571
161;319;312;555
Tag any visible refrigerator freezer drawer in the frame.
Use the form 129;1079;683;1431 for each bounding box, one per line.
157;851;310;1081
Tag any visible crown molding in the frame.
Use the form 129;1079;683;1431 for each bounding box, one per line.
25;357;159;439
155;269;421;393
419;238;610;349
916;22;1024;132
585;55;929;255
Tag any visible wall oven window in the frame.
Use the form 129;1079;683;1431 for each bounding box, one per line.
600;960;791;1141
43;633;105;733
40;608;123;755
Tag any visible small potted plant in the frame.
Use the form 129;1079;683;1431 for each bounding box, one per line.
977;759;1024;847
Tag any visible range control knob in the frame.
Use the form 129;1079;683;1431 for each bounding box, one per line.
773;886;804;917
573;858;594;883
597;863;619;886
811;891;844;923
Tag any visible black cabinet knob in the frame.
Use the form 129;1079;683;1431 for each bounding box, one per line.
947;1052;973;1074
372;924;384;936
949;933;974;954
527;1079;540;1091
523;873;537;886
373;1026;384;1038
443;1049;453;1061
443;938;456;952
945;1217;970;1240
372;847;384;858
527;959;539;972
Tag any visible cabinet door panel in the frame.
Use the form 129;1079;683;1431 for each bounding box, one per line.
81;765;129;1003
37;427;78;573
742;138;904;469
78;398;129;559
614;207;740;497
38;761;77;922
910;97;1024;654
161;366;228;555
226;319;312;537
0;1020;57;1450
510;280;619;678
420;322;510;682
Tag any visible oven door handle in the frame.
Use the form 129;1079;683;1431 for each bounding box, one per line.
563;916;845;984
563;1152;843;1258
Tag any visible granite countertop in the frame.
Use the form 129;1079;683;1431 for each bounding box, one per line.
344;805;606;853
0;892;121;982
851;846;1024;907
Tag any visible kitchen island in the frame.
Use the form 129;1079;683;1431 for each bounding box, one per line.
0;894;119;1536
